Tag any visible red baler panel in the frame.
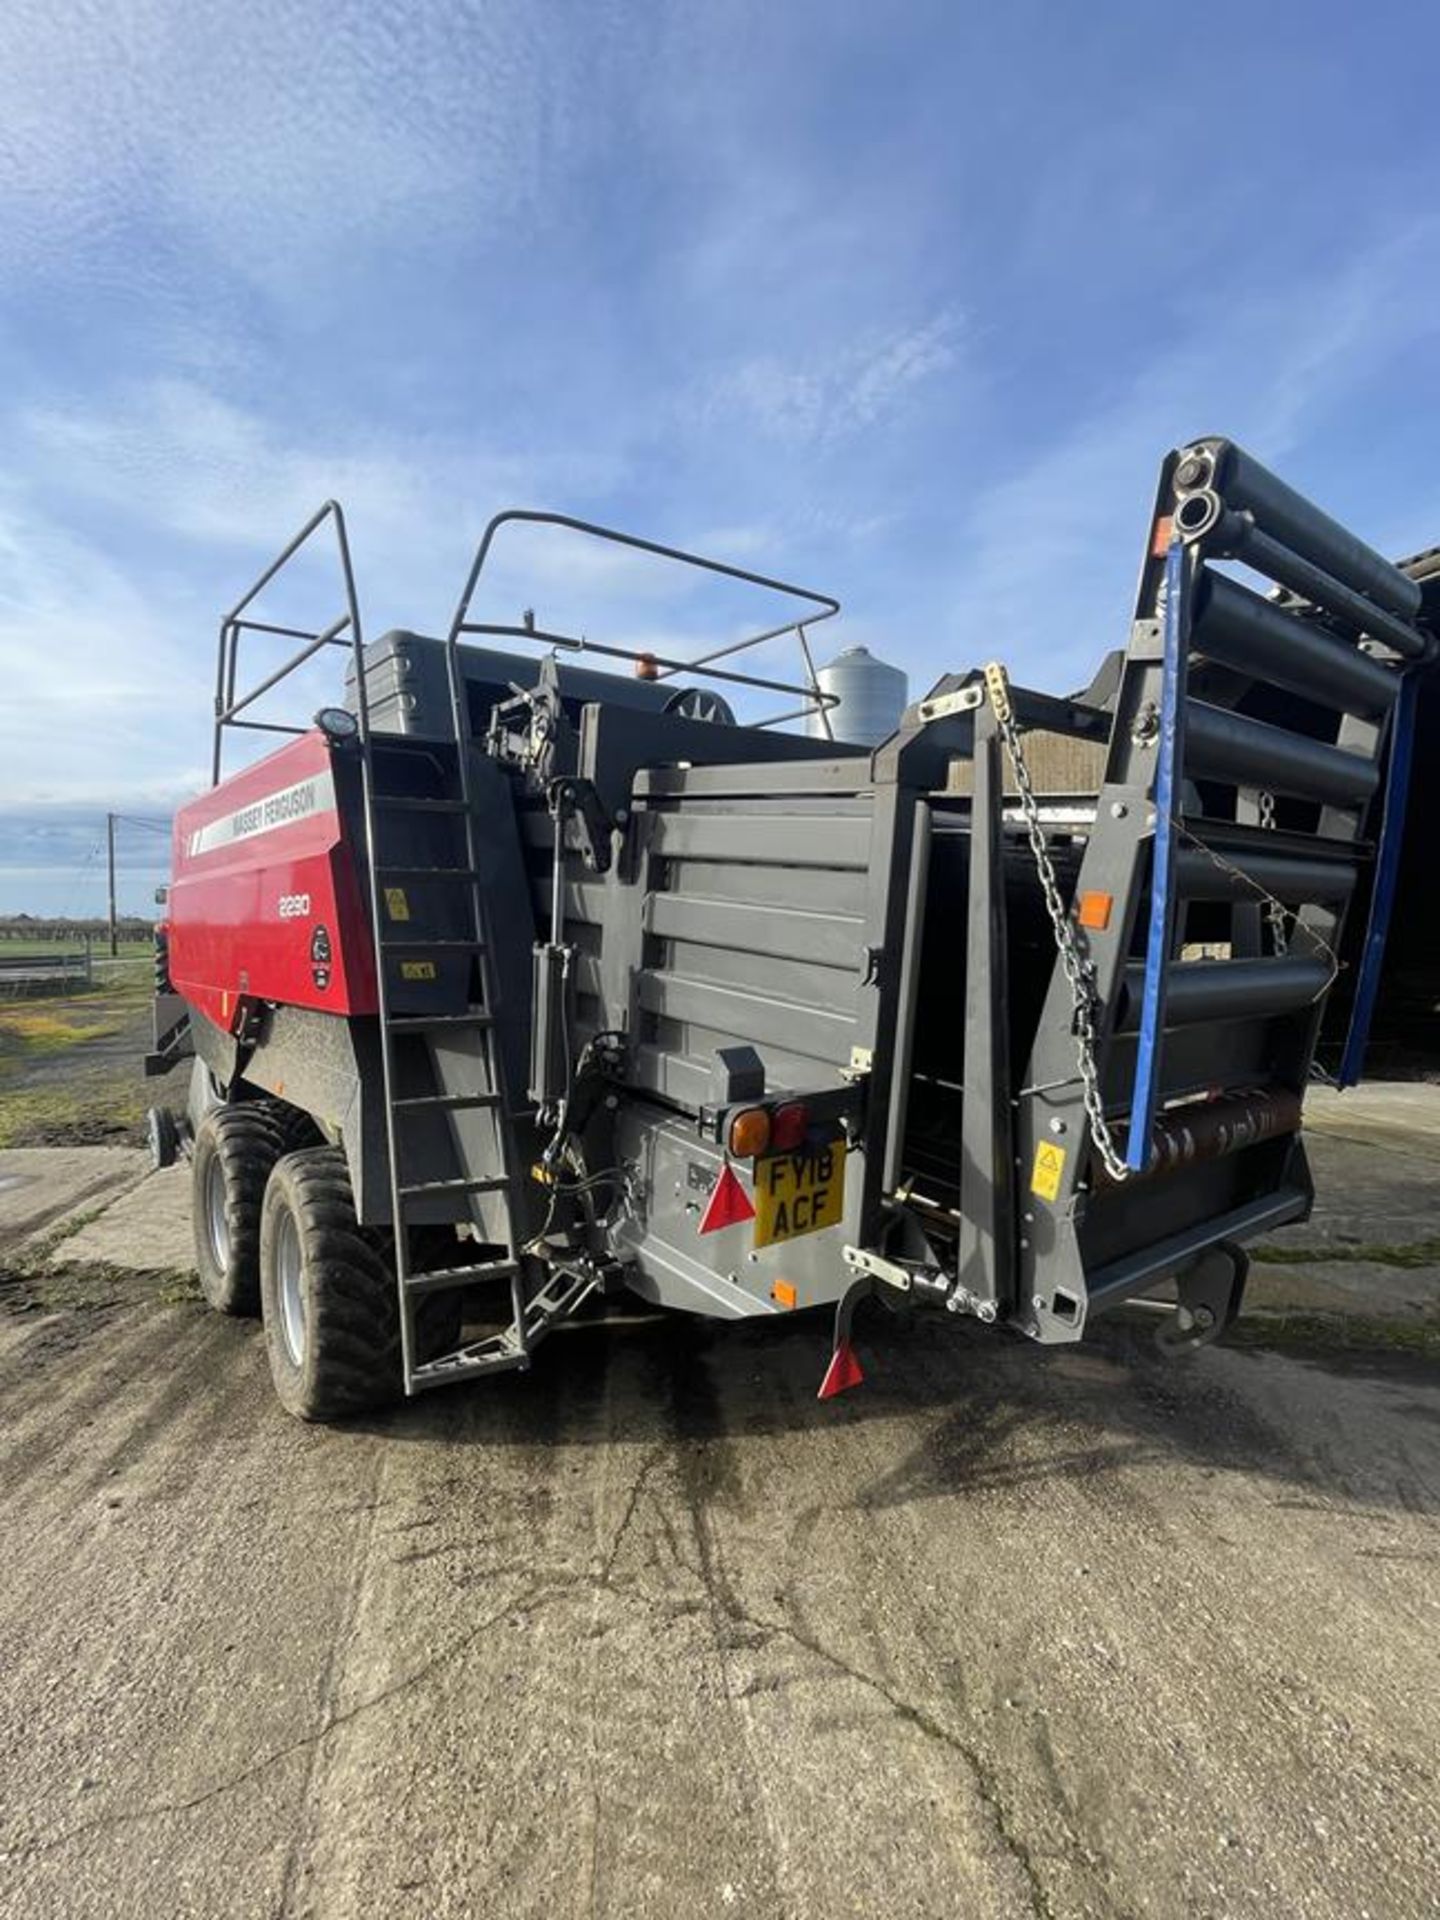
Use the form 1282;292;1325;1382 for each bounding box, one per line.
169;732;377;1031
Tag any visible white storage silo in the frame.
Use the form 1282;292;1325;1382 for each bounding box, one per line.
806;646;908;748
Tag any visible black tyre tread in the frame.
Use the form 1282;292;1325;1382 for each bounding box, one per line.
260;1148;460;1422
256;1100;325;1156
192;1106;286;1316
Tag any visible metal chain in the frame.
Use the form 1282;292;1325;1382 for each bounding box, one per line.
1175;822;1339;998
983;664;1132;1184
1255;789;1290;954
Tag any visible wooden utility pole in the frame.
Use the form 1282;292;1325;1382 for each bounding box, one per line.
107;812;118;957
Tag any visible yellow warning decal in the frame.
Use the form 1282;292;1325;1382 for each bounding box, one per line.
1030;1141;1067;1203
383;887;410;922
399;959;436;981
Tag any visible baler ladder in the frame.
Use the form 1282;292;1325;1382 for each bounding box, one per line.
361;743;551;1394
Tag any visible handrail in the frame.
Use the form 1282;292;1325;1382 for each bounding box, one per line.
441;508;842;723
211;500;846;787
211;500;364;784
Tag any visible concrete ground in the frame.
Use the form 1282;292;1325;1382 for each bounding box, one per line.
0;1092;1437;1919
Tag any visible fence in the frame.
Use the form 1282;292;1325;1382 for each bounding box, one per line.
0;951;94;998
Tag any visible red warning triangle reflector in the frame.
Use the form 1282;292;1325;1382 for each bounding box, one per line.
698;1162;755;1234
817;1338;865;1400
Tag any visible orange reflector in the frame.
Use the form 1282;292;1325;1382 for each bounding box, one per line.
1077;891;1113;931
1151;515;1174;557
698;1163;756;1234
771;1279;797;1310
727;1106;771;1158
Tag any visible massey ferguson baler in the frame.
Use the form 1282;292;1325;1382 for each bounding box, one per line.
148;441;1435;1422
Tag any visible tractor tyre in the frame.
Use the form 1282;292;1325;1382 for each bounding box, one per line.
257;1099;325;1156
191;1106;286;1316
258;1147;462;1423
187;1057;227;1135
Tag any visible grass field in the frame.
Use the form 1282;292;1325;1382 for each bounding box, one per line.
0;969;154;1147
0;939;150;960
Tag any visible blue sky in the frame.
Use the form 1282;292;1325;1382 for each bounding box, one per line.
2;0;1438;914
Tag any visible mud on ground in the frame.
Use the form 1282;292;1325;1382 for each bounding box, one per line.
0;1079;1437;1918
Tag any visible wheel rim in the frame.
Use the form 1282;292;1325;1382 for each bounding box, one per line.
204;1154;230;1271
275;1207;306;1369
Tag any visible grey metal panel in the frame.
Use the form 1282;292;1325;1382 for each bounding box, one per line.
646;893;863;969
571;952;605;1001
652;793;875;821
1084;1185;1310;1311
649;811;869;868
651;859;868;918
608;1107;860;1317
634;758;871;799
527;876;610;931
636;973;855;1065
579;704;846;820
658;940;860;1012
629;1044;713;1107
882;801;931;1189
632;1028;846;1102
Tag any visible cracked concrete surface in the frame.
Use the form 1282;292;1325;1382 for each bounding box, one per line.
0;1098;1437;1917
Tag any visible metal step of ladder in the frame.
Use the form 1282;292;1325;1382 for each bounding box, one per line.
356;725;543;1393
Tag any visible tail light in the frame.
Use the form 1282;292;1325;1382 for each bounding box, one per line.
727;1107;771;1158
770;1101;809;1151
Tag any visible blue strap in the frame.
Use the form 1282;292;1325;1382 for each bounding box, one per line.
1337;667;1420;1088
1126;541;1187;1172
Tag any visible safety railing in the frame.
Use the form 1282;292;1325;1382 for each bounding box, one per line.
441;510;842;734
211;500;365;784
212;503;845;786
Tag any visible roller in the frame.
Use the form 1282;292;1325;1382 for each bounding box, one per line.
1194;572;1398;718
1175;438;1422;621
1183;700;1379;808
1175;490;1431;662
1174;846;1355;904
1117;957;1332;1029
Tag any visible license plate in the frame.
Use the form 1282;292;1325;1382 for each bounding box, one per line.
754;1139;846;1248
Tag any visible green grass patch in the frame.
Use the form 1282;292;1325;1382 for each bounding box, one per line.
2;1203;197;1315
1;1257;197;1315
0;971;153;1147
0;1004;126;1064
0;1082;150;1149
0;936;150;958
1229;1310;1440;1360
1254;1238;1440;1270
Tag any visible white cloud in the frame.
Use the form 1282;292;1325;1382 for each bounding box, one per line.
0;0;661;299
0;488;213;805
694;312;963;446
939;222;1440;693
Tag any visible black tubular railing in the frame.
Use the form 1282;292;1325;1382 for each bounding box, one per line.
211;504;846;784
211;500;364;784
440;509;842;734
